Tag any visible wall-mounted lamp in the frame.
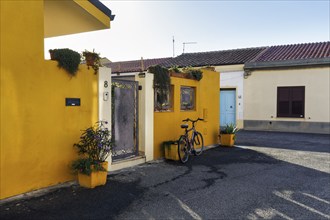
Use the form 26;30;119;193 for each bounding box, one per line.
243;70;251;79
138;72;145;78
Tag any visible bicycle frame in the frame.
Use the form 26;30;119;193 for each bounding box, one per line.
178;118;205;163
182;127;198;153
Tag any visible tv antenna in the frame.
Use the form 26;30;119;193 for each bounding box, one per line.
172;36;175;57
183;42;197;54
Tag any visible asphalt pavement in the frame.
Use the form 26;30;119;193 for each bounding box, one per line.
1;130;330;220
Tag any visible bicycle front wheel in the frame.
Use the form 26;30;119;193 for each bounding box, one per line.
178;135;189;163
193;132;204;156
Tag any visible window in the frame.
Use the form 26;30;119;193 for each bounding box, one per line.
277;86;305;118
181;86;195;111
154;85;174;112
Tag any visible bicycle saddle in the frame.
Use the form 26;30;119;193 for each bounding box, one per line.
181;124;189;129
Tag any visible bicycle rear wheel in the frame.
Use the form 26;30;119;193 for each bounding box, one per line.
193;132;204;156
178;135;189;163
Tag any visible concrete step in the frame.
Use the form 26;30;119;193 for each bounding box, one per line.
110;155;146;171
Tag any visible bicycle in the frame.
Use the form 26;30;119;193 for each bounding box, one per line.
178;118;205;163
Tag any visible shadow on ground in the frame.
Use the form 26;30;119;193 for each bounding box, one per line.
1;143;329;219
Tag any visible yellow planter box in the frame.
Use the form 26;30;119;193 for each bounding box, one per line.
164;142;179;161
78;161;108;188
220;134;235;147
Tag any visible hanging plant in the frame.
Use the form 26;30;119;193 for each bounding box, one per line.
147;65;170;104
49;48;81;76
82;49;101;74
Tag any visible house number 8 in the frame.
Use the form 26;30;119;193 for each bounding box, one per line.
104;81;108;88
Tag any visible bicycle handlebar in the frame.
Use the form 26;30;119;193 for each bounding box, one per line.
182;118;204;123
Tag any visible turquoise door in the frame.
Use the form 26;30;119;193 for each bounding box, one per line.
220;90;236;127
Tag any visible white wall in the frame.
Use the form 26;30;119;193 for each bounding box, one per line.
216;65;244;128
135;73;154;162
244;67;330;123
98;67;112;165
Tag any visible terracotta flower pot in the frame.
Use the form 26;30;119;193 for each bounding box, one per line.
169;72;191;79
220;134;235;147
78;161;108;188
164;142;179;161
85;53;97;66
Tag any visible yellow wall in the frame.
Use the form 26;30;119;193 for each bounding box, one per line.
154;69;220;159
1;1;99;199
44;0;111;37
244;67;330;122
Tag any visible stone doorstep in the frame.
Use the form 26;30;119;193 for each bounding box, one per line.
110;155;146;171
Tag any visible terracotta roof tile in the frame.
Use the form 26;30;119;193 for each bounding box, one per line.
104;57;172;74
161;47;267;68
252;42;330;62
106;42;330;74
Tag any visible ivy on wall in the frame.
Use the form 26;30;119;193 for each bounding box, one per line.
147;65;171;105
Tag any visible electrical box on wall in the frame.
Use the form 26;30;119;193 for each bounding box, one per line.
103;92;109;101
65;98;80;106
203;108;208;120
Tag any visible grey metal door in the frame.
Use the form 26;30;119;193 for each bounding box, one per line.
111;79;139;161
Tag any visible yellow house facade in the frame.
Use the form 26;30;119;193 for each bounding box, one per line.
154;68;220;159
157;47;267;130
1;0;114;199
108;60;220;161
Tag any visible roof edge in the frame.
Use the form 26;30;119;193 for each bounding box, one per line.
244;57;330;70
180;46;268;56
88;0;115;21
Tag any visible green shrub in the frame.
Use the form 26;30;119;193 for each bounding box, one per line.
49;48;81;76
187;69;203;81
72;121;112;175
71;158;106;175
169;66;182;73
220;124;239;134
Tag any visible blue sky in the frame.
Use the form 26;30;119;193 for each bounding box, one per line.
45;0;330;62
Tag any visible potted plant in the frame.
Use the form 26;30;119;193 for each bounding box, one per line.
49;48;81;76
82;49;101;74
169;66;203;81
72;121;112;188
219;124;239;147
186;69;203;81
168;66;184;78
